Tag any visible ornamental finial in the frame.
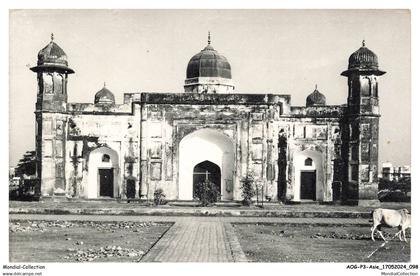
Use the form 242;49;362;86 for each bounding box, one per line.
315;84;318;90
104;82;106;88
51;33;54;41
208;31;211;45
362;39;366;47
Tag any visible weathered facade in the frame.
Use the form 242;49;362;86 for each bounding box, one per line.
31;35;385;205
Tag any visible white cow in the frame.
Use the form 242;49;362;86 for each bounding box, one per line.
371;208;411;242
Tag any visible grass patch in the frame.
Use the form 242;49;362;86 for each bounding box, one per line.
233;223;410;262
9;220;173;262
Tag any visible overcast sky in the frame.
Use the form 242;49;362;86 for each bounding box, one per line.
9;9;410;167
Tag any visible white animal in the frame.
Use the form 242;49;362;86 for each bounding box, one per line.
371;208;411;242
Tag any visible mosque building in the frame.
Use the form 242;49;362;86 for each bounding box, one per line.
30;33;385;205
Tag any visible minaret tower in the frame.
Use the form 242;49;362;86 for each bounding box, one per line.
30;34;74;196
341;40;386;206
31;33;74;111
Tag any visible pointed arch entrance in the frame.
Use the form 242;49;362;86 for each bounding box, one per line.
178;129;234;200
87;147;120;198
293;150;324;201
193;161;221;197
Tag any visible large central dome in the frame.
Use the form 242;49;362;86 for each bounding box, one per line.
184;33;234;94
186;43;232;79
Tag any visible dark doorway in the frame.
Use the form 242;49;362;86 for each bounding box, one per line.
99;168;114;197
277;134;287;201
300;171;316;200
193;161;221;196
126;178;136;199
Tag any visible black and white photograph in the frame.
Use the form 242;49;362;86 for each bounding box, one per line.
3;5;417;276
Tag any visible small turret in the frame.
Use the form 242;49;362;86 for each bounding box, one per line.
306;85;326;107
30;34;74;112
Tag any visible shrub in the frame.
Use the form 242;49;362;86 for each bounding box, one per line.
240;174;256;206
193;180;221;206
153;188;167;206
378;177;411;202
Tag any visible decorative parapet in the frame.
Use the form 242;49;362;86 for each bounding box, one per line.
289;105;345;118
137;92;291;106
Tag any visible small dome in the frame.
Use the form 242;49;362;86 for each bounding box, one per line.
94;84;115;105
306;86;326;107
348;40;379;70
30;34;74;74
186;34;231;79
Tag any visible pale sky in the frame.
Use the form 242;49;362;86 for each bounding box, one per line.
9;9;411;167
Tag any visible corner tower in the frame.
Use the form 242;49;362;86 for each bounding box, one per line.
184;32;234;93
30;34;74;196
341;41;386;206
30;34;74;111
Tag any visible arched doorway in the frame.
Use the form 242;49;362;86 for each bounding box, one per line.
193;161;221;198
87;147;119;198
293;150;323;201
301;157;316;200
178;129;234;200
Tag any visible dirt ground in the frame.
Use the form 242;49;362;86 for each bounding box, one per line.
233;223;411;263
9;200;411;212
9;220;172;262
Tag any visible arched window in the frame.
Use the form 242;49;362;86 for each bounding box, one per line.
54;73;63;94
102;154;110;162
44;73;54;94
304;158;313;166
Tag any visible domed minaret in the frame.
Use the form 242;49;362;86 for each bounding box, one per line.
184;32;234;93
341;40;386;206
30;34;74;196
30;33;74;112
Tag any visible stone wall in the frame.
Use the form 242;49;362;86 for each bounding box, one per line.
38;102;141;198
37;91;350;203
137;93;288;201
